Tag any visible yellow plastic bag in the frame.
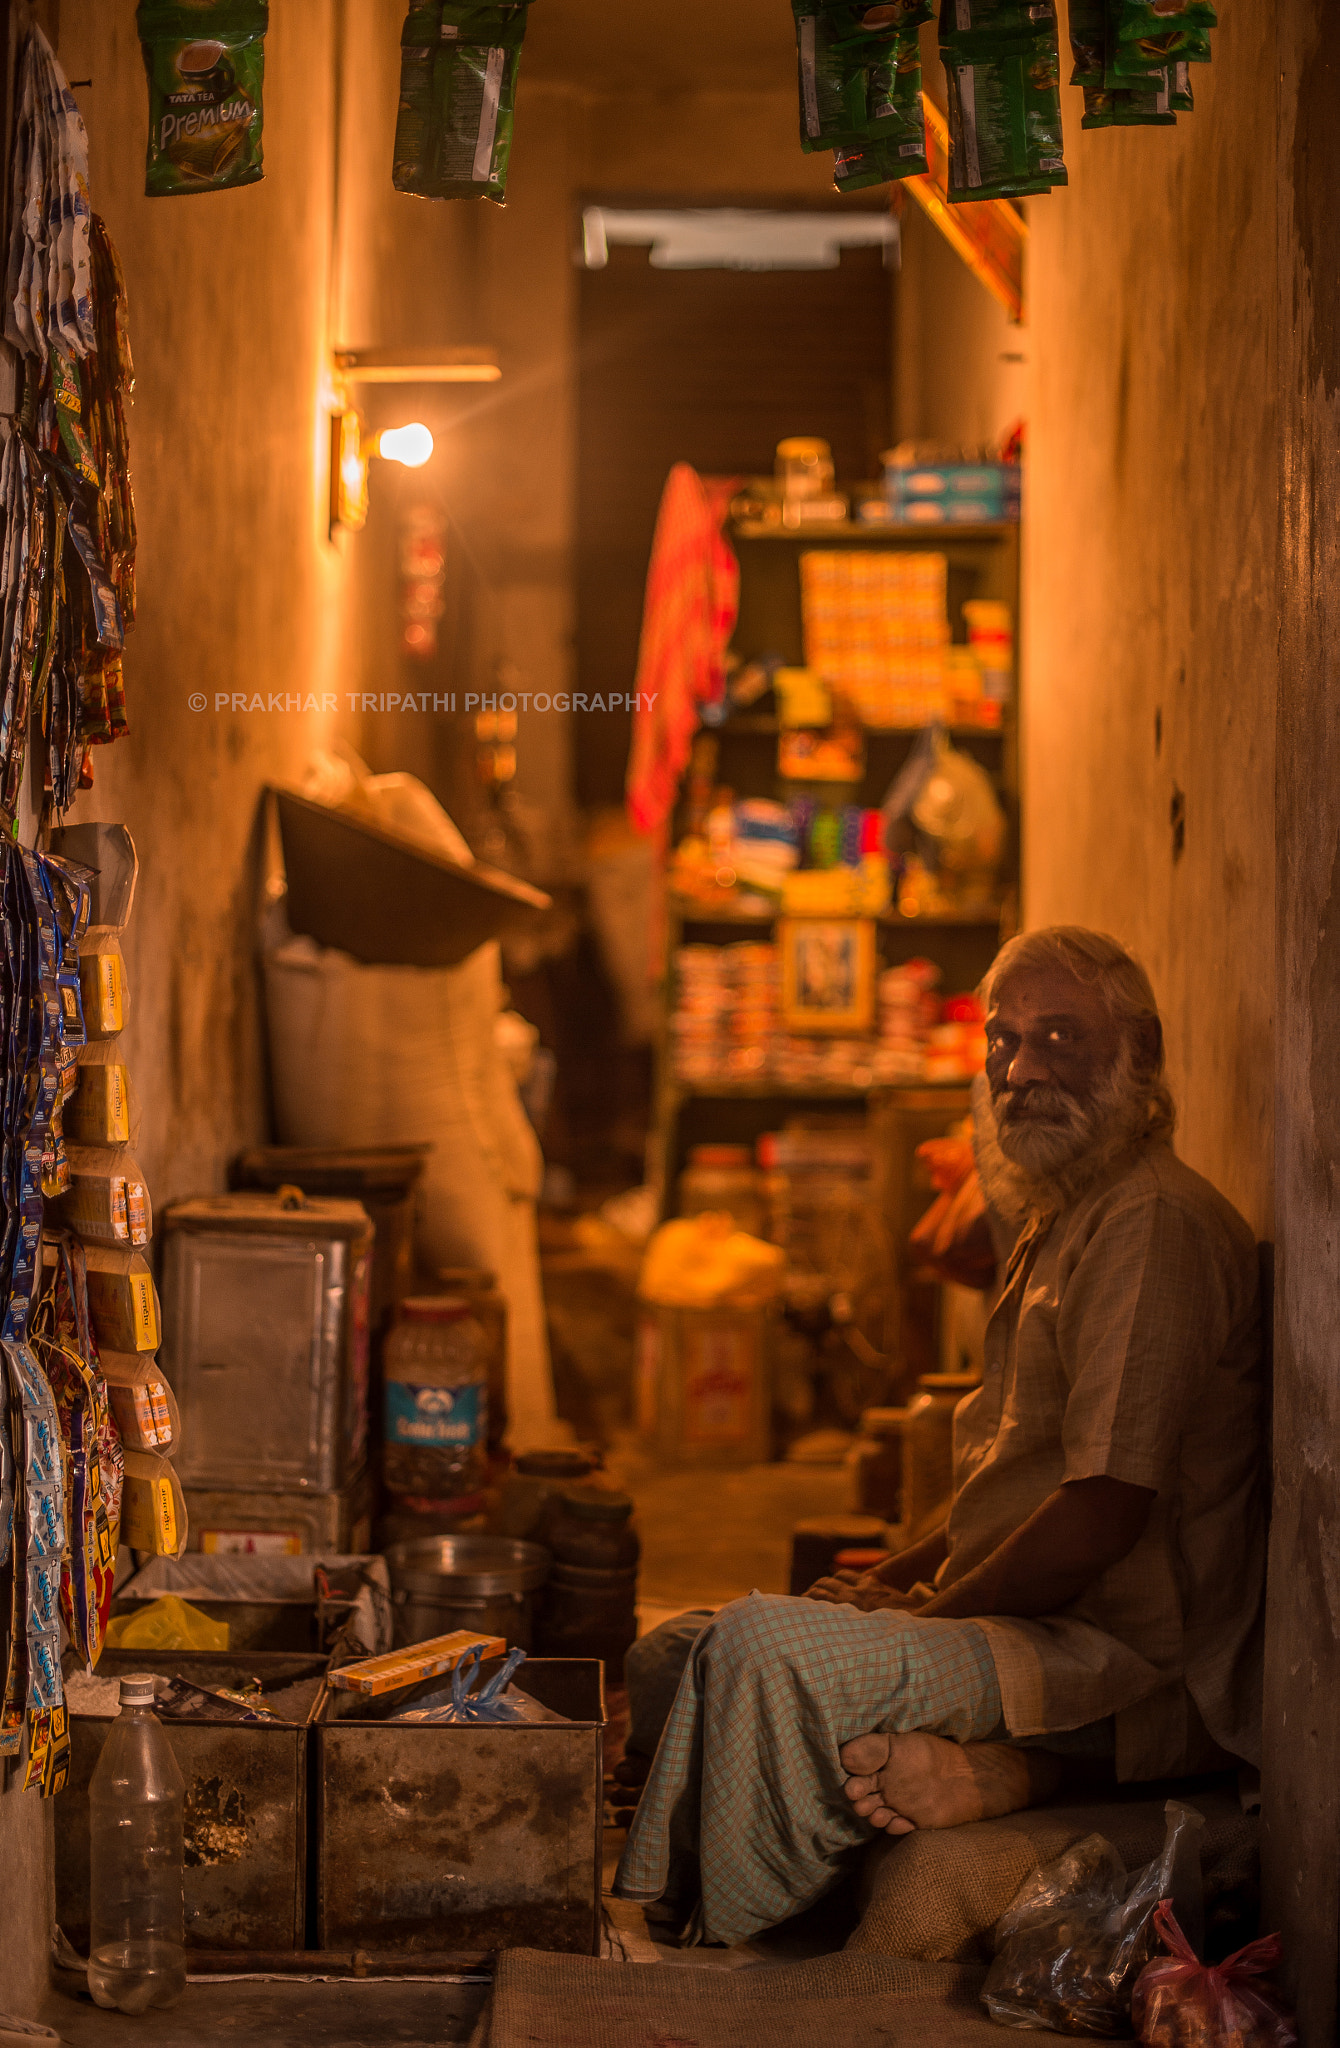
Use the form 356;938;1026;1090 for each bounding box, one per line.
104;1595;229;1653
638;1213;785;1309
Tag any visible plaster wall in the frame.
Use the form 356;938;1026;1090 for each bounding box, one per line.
1020;7;1276;1237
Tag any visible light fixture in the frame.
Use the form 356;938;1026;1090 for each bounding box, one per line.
373;423;434;468
329;413;437;534
332;345;500;385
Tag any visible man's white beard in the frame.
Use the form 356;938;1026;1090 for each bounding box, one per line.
978;1041;1161;1222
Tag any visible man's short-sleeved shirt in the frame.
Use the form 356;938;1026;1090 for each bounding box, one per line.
938;1141;1265;1780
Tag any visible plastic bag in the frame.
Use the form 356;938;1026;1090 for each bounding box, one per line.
1132;1903;1297;2048
104;1593;227;1652
390;1643;564;1723
638;1214;785;1310
983;1800;1206;2036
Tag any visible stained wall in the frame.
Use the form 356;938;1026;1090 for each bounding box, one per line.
1021;5;1276;1237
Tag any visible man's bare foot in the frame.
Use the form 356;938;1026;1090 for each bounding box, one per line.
838;1731;1061;1834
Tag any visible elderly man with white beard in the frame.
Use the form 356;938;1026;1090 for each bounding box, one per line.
613;927;1265;1949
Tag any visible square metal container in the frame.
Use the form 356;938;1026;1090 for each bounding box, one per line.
161;1193;372;1494
57;1649;328;1956
315;1657;606;1958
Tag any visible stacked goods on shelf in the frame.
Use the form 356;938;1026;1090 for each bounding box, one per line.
801;550;950;729
670;943;986;1089
670;945;780;1086
881;452;1021;528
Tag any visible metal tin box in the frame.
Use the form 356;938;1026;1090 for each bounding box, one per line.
161;1192;372;1494
315;1657;606;1957
57;1649;328;1956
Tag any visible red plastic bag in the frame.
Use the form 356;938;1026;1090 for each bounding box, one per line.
1132;1902;1298;2048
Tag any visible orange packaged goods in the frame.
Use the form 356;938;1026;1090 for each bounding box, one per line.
800;550;950;730
327;1631;506;1698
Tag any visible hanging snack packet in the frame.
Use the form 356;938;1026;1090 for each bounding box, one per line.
136;1;268;198
1067;0;1105;83
65;1053;131;1147
794;4;921;153
101;1353;179;1455
1116;0;1216;32
939;0;1057;38
1081;75;1175;128
77;932;127;1039
1167;59;1193;110
57;1147;153;1249
120;1448;187;1556
943;38;1067;199
393;2;531;204
834;128;928;189
82;1246;160;1354
1108;26;1211;83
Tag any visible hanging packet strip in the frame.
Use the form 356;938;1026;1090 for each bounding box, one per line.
393;3;531;205
136;1;269;197
794;4;920;153
943;39;1067;198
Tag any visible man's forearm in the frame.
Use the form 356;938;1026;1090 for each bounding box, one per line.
874;1524;949;1592
916;1477;1154;1622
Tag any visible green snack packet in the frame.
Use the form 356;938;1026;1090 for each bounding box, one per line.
393;1;530;204
944;37;1067;199
136;0;268;198
938;0;1058;47
1167;58;1193;110
833;46;929;185
1080;75;1175;127
1067;0;1105;84
1116;0;1216;33
794;4;900;151
865;36;932;159
1109;25;1211;82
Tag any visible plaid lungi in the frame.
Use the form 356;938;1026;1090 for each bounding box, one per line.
612;1593;1001;1946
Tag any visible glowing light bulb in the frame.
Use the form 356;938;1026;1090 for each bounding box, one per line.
375;423;434;468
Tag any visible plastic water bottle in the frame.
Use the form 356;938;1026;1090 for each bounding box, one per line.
87;1672;187;2013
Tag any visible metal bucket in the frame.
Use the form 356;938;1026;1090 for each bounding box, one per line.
384;1535;550;1650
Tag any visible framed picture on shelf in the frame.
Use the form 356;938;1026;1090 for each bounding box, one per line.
779;916;876;1035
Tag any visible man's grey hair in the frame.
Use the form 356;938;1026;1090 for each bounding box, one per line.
979;925;1177;1140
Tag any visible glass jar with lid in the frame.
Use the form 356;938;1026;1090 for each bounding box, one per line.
382;1295;488;1502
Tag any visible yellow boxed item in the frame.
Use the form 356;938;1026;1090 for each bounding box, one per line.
121;1449;188;1556
327;1631;506;1698
65;1059;131;1145
78;936;126;1039
100;1352;179;1453
83;1246;160;1352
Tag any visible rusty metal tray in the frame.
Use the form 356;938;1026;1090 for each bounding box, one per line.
56;1650;328;1957
314;1657;606;1958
